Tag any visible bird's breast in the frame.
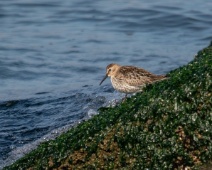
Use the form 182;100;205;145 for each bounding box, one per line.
111;77;142;93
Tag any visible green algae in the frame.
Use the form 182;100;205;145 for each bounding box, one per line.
3;44;212;170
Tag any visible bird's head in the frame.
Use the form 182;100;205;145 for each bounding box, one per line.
99;63;121;85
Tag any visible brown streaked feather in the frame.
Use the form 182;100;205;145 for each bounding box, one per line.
106;63;116;69
100;63;167;95
115;66;166;87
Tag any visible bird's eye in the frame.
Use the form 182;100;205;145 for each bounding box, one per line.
108;69;111;72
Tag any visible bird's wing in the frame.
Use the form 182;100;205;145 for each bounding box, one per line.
116;66;154;87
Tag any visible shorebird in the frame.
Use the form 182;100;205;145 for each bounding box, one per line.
100;63;167;98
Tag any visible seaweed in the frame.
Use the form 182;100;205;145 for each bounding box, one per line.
4;43;212;170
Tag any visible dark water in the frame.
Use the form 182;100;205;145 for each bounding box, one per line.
0;0;211;168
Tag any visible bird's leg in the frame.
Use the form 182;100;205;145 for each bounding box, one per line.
122;93;128;102
125;93;128;99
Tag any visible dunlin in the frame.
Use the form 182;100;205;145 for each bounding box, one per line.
100;63;167;97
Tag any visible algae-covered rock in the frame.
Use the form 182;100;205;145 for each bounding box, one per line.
4;44;212;170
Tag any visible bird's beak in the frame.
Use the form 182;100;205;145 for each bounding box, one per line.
99;74;108;85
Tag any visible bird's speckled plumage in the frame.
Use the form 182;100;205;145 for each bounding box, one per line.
100;63;167;94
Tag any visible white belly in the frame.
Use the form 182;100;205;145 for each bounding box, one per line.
111;78;142;93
